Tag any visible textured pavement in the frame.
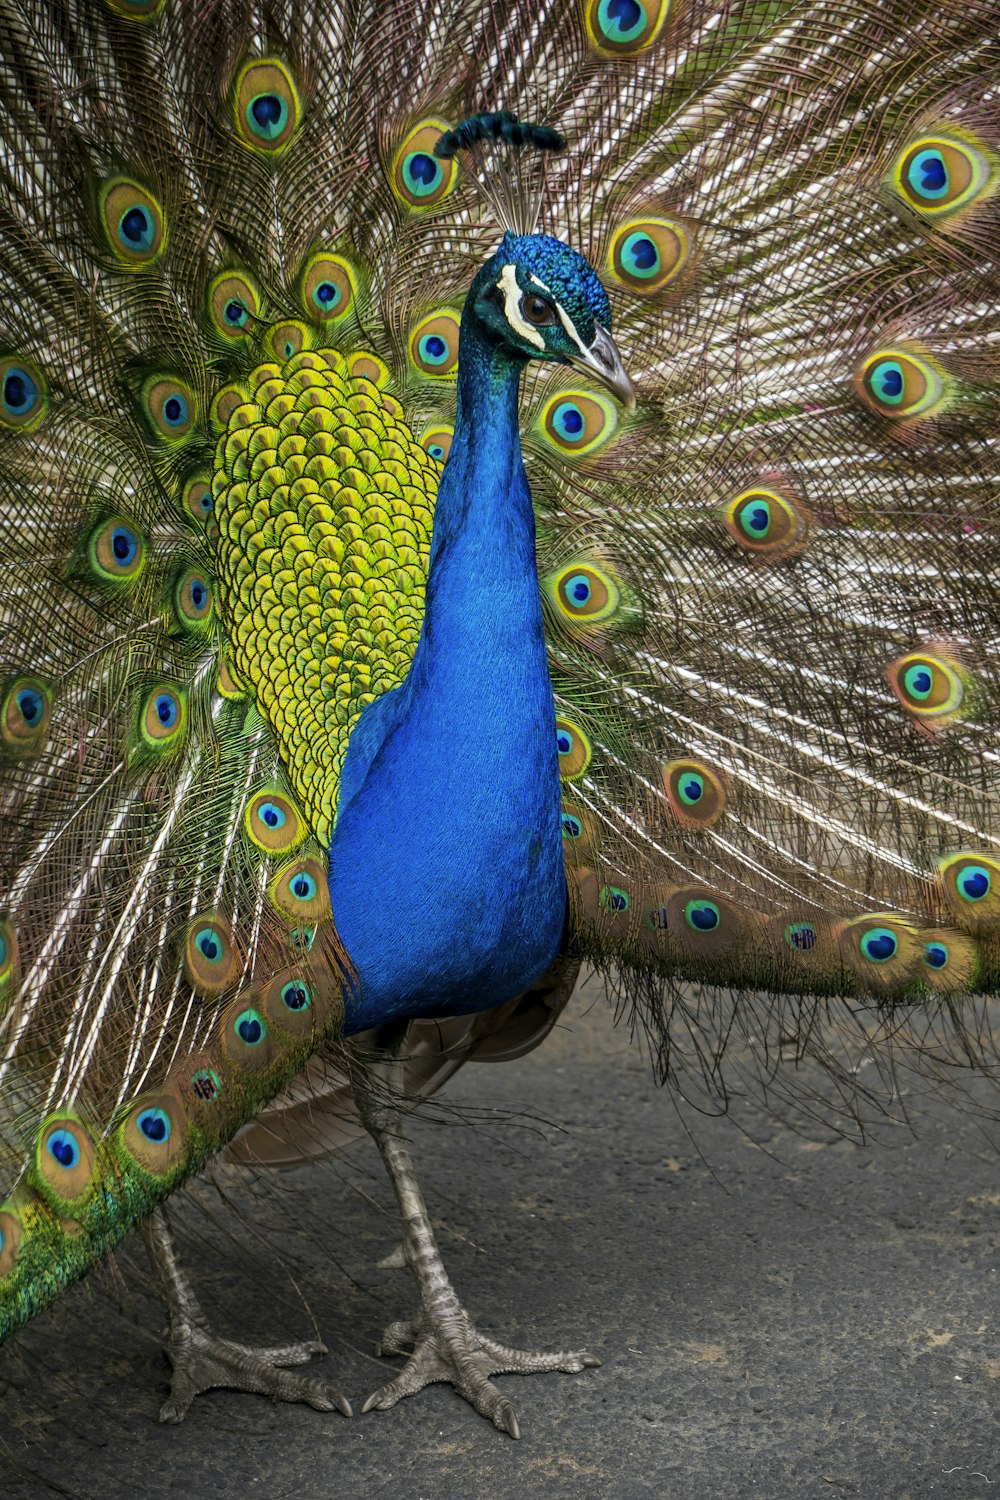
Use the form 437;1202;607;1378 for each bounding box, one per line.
4;979;1000;1499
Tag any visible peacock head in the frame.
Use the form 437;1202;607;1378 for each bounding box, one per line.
471;231;635;411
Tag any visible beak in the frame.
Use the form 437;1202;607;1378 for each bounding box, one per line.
567;324;636;413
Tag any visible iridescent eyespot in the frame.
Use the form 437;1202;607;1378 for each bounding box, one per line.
937;853;1000;933
0;356;47;430
301;252;356;323
859;926;897;963
409;311;460;377
88;517;146;581
684;899;720;932
47;1129;80;1169
183;474;213;524
137;1107;170;1143
538;391;617;456
142;375;197;441
234;59;300;153
140;685;186;749
545;561;621;624
281;980;311;1012
609;217;689;294
784;922;818;952
244;788;305;853
857;347;946;419
208;270;260;341
267;320;312;363
583;0;671;54
420;425;454;464
270;857;331;922
560;803;597;857
348;351;391;388
221;1000;275;1071
662;759;726;827
924;941;949;969
121;1092;187;1176
184;915;239;994
34;1115;96;1209
0;919;16;985
2;676;52;751
555;717;592;780
99;178;166;266
893;134;992;217
562;812;583;840
600;885;630;912
887;651;965;721
173;570;213;631
724;487;806;557
391;120;458;209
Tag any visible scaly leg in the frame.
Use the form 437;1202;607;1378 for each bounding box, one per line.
351;1028;599;1438
141;1207;352;1424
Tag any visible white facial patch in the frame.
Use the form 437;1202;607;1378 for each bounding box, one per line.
554;300;591;361
496;263;546;350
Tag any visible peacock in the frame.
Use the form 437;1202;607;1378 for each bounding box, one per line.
1;0;999;1444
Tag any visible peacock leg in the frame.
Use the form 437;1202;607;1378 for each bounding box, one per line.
140;1207;352;1424
352;1027;599;1438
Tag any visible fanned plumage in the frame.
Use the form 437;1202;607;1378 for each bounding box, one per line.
0;0;998;1374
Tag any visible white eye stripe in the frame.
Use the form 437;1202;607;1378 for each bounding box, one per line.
554;301;591;360
496;264;545;349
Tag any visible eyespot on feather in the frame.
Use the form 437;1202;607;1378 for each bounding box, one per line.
666;888;742;957
138;685;187;752
262;972;318;1039
234;59;300;153
391;120;458;209
892;134;993;217
545;561;620;624
142;375;198;442
938;854;1000;932
98;178;166;267
856;346;947;419
537;391;617;456
2;677;52;753
724;487;808;557
119;1090;189;1178
301;252;357;323
221;1002;276;1072
420;424;454;463
662;759;726;827
172;570;213;632
269;857;331;923
0;356;47;430
184;915;240;995
182;473;213;525
608;216;689;294
347;352;391;388
561;803;599;858
32;1115;98;1213
887;651;966;721
244;788;306;854
582;0;671;55
87;517;146;582
409;311;461;377
556;717;592;780
0;919;18;992
208;270;261;341
919;928;979;993
838;914;921;990
267;320;314;364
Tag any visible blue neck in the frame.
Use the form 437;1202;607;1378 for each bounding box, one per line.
328;312;566;1031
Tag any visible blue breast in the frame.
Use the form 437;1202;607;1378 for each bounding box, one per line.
327;329;566;1033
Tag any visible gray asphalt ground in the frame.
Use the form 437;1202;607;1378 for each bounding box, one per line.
4;979;1000;1499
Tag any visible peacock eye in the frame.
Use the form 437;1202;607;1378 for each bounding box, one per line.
521;294;557;327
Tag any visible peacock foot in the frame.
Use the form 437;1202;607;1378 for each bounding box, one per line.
158;1320;352;1425
361;1305;599;1437
142;1207;351;1424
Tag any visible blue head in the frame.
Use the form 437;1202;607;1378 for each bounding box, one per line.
468;231;635;409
